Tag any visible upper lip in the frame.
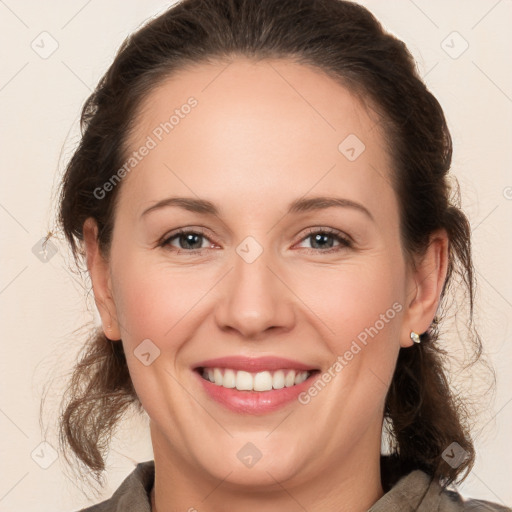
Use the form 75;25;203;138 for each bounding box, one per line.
194;356;318;373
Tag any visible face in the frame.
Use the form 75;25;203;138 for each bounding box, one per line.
85;57;445;489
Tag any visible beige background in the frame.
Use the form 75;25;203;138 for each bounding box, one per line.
0;0;511;510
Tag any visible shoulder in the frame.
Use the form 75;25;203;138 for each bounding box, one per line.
73;460;155;512
461;497;512;511
420;471;510;512
436;480;511;511
420;472;511;512
371;469;511;511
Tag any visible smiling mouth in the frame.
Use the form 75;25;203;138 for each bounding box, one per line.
195;367;320;392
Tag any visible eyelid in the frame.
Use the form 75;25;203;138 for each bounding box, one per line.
159;226;219;249
296;226;353;244
293;226;353;251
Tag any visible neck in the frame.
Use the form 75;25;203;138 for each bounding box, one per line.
150;427;384;512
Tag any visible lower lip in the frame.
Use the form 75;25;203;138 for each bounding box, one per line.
194;370;319;414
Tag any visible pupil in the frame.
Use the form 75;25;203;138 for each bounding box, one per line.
182;233;202;249
312;233;333;249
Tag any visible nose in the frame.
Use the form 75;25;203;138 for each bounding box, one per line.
213;245;296;340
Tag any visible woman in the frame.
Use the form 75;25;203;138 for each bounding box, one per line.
54;0;510;510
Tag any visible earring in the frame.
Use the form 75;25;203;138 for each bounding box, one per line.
410;331;421;344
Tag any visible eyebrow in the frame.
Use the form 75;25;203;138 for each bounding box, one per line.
140;196;374;221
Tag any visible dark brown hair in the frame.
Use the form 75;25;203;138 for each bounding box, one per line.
52;0;491;490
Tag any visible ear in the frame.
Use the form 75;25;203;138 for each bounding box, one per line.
400;228;449;348
82;217;121;341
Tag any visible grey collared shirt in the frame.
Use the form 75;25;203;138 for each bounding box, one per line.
75;460;510;511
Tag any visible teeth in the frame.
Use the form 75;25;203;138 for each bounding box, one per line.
254;371;273;391
213;368;223;386
223;369;236;388
236;370;253;391
201;368;311;391
285;370;295;387
272;370;285;389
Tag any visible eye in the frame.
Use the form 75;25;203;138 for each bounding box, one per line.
158;227;353;255
159;228;215;253
295;227;352;253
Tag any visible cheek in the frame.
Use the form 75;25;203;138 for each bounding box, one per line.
112;258;207;343
110;260;205;414
292;255;403;385
297;258;402;334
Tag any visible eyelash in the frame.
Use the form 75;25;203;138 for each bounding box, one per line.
158;227;353;255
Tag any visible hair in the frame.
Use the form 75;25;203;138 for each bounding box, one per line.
51;0;491;490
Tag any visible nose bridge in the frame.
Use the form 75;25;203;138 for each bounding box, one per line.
214;239;294;338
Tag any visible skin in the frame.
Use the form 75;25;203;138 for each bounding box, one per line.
83;57;448;512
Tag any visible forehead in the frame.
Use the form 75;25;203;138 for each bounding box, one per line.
130;56;383;151
119;57;396;224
